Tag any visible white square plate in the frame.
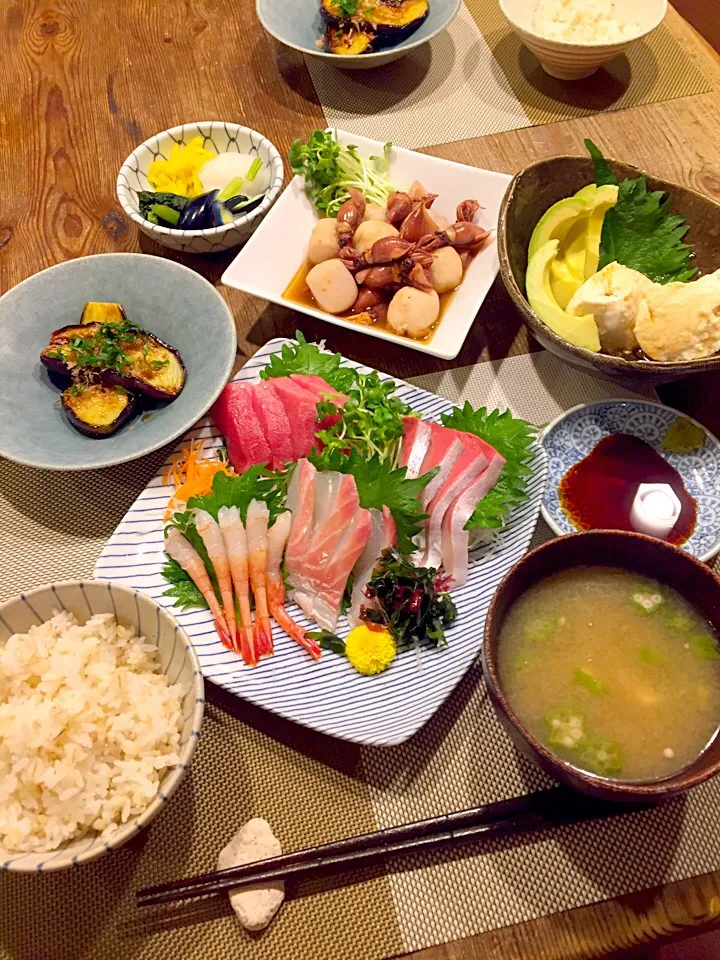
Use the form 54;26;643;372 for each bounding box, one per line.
221;131;512;360
94;339;547;746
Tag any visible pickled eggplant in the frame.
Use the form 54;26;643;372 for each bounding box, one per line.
61;382;137;437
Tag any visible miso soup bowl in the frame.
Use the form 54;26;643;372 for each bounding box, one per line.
483;531;720;803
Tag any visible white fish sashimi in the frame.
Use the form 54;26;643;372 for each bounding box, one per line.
398;417;431;479
348;508;392;627
440;453;506;589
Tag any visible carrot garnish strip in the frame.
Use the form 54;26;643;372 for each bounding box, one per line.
164;439;234;520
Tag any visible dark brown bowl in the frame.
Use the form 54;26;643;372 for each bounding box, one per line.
497;156;720;386
482;531;720;802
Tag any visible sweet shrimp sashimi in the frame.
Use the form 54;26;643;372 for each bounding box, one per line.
218;505;257;666
266;512;321;661
164;528;232;649
246;498;274;657
194;509;238;652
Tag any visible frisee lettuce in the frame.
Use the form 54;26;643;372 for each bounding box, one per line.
440;405;538;530
585;139;696;284
317;370;413;467
289;130;396;217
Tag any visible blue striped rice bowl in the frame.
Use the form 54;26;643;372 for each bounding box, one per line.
0;580;204;872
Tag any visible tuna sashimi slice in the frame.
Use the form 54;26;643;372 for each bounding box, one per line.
422;433;490;570
348;506;397;627
285;459;317;572
289;374;346;431
440;451;506;589
250;381;293;469
211;382;272;474
398;417;431;479
271;377;324;461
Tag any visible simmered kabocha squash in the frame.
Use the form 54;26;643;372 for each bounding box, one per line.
327;25;376;55
321;0;429;53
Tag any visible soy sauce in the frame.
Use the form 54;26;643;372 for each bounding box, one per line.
559;434;697;545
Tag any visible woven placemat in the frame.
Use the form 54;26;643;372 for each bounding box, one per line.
1;350;718;960
305;1;710;149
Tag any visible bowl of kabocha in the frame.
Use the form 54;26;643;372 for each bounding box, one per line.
117;121;284;253
0;253;236;471
483;531;720;802
498;140;720;384
256;0;461;69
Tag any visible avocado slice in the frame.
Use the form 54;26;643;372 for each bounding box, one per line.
528;195;593;262
573;184;598;202
526;240;601;352
550;257;584;309
584;184;620;279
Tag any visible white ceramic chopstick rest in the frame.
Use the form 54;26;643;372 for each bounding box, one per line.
217;818;285;931
629;483;682;539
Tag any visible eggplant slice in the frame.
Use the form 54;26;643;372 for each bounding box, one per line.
80;301;127;325
41;322;186;402
321;0;428;52
62;383;137;438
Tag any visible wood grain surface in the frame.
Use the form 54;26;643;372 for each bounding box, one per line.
1;0;720;957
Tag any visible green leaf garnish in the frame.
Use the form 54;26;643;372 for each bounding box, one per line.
586;140;696;284
161;556;208;610
260;331;356;394
584;138;619;188
307;630;347;656
309;448;435;555
439;405;538;530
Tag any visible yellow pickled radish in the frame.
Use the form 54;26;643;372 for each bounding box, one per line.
147;137;216;197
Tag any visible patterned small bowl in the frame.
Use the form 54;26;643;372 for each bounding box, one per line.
0;580;204;872
117;121;284;254
541;400;720;562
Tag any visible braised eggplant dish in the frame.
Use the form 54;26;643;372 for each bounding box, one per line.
320;0;429;56
40;302;186;438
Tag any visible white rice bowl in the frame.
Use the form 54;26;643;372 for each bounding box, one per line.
0;581;203;871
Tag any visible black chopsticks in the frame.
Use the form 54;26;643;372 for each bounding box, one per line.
137;788;645;908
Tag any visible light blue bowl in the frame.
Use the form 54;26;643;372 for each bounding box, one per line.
256;0;461;69
541;400;720;562
0;253;236;471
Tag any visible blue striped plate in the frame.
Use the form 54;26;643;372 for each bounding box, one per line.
94;339;548;746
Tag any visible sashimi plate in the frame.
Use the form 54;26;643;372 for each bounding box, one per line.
95;339;548;746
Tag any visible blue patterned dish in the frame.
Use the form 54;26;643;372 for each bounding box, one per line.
0;580;204;872
95;339;548;747
117;121;284;253
541;400;720;562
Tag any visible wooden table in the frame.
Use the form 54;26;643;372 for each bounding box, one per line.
2;1;720;957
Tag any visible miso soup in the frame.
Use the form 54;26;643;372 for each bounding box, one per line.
497;567;720;781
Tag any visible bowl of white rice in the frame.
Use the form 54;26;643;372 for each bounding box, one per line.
499;0;667;80
0;580;204;871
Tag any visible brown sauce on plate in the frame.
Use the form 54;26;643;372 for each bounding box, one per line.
559;434;697;545
282;260;461;345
